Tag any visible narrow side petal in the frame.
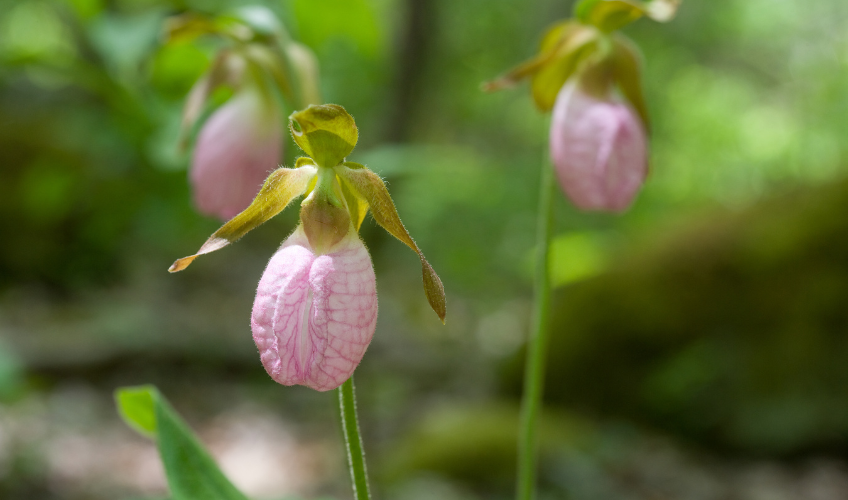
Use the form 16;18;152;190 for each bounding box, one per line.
170;165;316;272
251;227;378;391
338;164;446;322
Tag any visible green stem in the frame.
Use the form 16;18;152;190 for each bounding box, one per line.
339;376;372;500
516;152;555;500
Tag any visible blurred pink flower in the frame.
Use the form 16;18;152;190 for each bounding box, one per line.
251;226;378;392
191;88;282;220
549;82;647;212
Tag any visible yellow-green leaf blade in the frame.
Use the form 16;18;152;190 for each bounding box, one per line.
169;166;316;272
115;386;250;500
116;385;158;439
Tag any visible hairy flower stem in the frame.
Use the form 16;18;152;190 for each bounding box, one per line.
340;376;372;500
517;152;555;500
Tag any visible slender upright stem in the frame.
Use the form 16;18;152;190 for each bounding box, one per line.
339;376;372;500
516;152;555;500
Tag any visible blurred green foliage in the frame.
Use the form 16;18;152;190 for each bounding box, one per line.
1;0;848;497
523;179;848;456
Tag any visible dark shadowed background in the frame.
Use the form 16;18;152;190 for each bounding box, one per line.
1;0;848;499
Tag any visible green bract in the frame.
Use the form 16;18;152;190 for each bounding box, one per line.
170;105;446;323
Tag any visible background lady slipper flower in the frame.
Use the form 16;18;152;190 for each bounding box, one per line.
483;0;679;212
168;7;323;220
549;81;647;211
190;87;282;219
169;105;445;392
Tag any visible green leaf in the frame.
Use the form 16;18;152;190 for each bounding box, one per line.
338;163;446;323
169;165;316;272
116;386;157;438
115;386;249;500
575;0;680;32
289;105;358;168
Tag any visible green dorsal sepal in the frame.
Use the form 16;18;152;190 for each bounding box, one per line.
289;104;358;168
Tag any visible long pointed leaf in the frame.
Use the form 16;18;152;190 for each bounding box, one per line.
115;386;250;500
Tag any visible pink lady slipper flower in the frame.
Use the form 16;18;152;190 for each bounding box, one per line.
483;0;679;211
549;80;646;211
169;105;445;391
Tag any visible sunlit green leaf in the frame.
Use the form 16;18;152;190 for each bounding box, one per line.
548;233;609;287
116;386;157;439
115;386;249;500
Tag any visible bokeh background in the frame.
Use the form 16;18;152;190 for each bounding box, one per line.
2;0;848;498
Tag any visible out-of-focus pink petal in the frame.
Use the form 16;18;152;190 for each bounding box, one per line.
549;82;647;212
191;89;282;220
251;227;378;392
